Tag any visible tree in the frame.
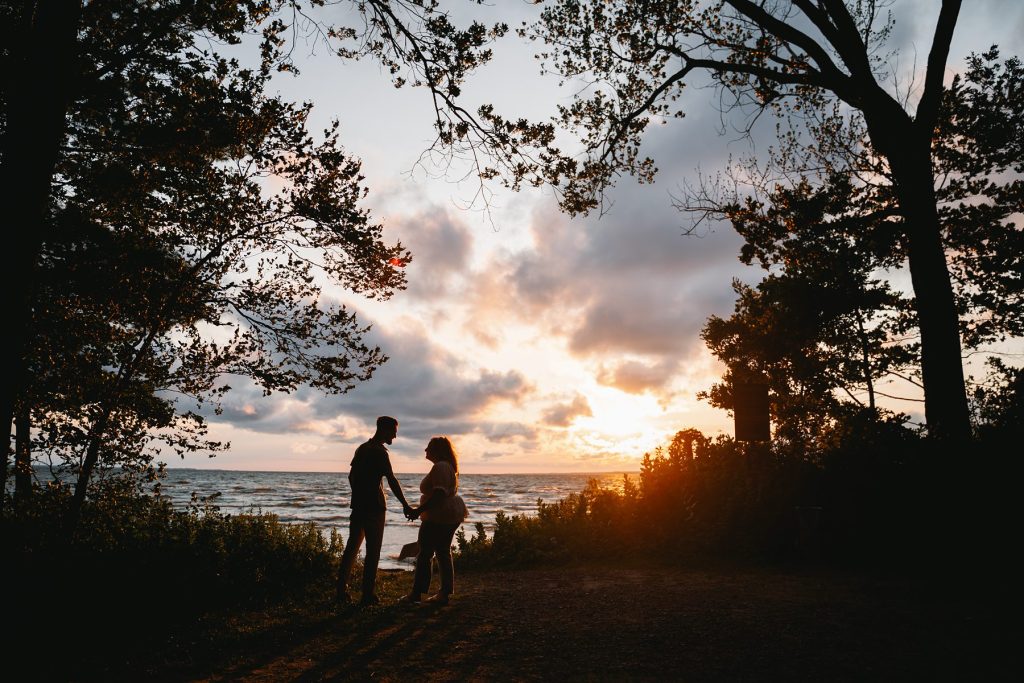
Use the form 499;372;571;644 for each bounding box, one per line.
464;0;978;440
700;267;916;453
933;49;1024;349
971;359;1024;442
0;1;508;519
694;49;1023;445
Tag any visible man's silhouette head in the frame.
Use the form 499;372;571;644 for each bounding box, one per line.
374;416;398;444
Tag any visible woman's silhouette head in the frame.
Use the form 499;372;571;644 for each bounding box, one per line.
425;436;459;473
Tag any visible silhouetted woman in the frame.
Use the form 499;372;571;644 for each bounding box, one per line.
403;436;468;604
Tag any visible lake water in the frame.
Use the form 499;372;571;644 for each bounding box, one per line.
156;469;635;570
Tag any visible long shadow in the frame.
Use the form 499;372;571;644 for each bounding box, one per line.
286;599;494;682
141;606;347;682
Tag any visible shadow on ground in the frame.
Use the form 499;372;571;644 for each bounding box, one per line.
128;564;1020;681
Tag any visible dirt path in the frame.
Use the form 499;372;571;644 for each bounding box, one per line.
154;564;1015;682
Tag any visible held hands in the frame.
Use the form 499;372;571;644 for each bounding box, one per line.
403;503;421;521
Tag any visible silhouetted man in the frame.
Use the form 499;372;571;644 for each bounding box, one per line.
337;415;413;606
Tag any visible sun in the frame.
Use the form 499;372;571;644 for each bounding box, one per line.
568;387;666;458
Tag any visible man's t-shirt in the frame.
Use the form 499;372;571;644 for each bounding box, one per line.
348;440;394;512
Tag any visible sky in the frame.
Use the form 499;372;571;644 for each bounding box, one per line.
170;0;1024;474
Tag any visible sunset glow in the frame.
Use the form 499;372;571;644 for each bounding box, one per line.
162;1;1024;475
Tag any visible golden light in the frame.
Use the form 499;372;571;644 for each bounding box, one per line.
569;387;666;459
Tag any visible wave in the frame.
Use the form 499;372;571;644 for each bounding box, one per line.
153;470;633;569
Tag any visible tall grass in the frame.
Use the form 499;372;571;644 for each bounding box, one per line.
2;473;345;677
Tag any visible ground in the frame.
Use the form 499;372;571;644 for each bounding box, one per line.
106;561;1019;682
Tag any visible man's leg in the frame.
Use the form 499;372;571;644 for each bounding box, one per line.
337;513;366;600
359;509;387;603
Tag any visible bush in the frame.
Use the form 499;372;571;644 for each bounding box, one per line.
455;413;1024;574
456;477;642;569
2;475;344;661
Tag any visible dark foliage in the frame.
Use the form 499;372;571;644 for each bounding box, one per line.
458;406;1024;575
2;476;343;679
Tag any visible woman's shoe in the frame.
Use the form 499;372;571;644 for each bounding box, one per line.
425;592;450;605
397;592;422;604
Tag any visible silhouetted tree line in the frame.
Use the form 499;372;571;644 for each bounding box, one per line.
4;475;346;680
698;49;1023;452
457;379;1023;570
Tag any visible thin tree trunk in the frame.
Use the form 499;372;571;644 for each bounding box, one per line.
0;429;8;517
14;404;31;504
65;412;109;534
855;311;876;411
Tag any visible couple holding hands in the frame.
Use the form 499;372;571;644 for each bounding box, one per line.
337;416;469;607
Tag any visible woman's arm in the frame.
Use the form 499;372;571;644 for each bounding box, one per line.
414;486;449;517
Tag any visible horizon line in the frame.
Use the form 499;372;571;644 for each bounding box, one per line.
159;466;640;476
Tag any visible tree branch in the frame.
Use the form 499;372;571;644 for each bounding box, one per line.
725;0;846;81
816;0;874;78
916;0;963;135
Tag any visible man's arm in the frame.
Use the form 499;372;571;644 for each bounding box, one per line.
383;455;414;517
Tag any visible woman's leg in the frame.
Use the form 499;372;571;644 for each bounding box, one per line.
435;523;459;596
412;522;435;596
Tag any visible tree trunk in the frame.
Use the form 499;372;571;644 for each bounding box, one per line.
65;412;109;534
14;404;31;504
855;311;876;411
861;101;972;442
0;434;7;517
0;1;84;504
899;176;972;441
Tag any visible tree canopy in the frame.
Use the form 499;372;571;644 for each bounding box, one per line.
0;0;509;520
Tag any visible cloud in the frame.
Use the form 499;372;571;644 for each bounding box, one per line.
306;320;532;426
493;190;746;364
387;206;474;301
481;422;539;443
596;359;680;394
451;96;760;369
567;283;709;357
542;394;593;427
206;318;533;443
480;451;508;460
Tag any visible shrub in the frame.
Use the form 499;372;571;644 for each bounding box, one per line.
3;477;344;618
455;412;1024;573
